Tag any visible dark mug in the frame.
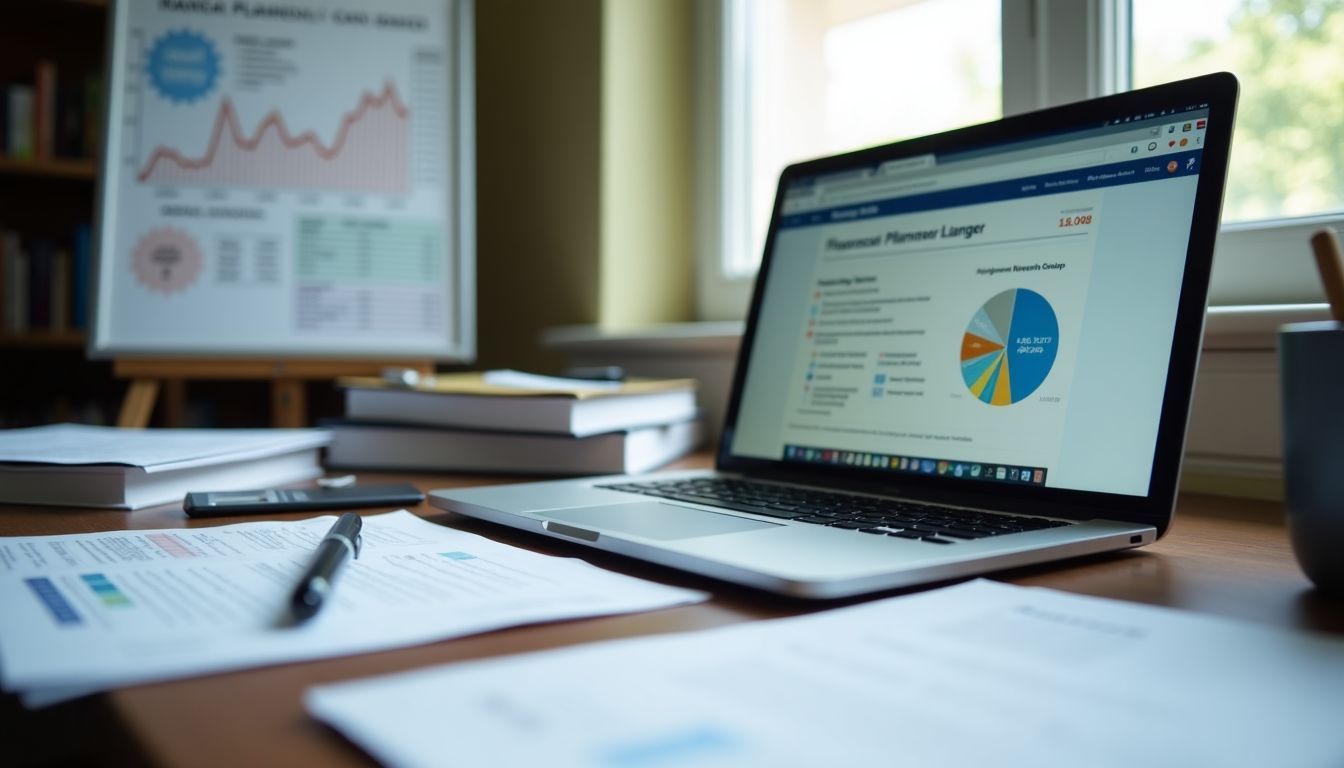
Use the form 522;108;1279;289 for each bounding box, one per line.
1279;320;1344;593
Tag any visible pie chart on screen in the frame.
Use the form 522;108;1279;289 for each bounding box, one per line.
960;288;1058;406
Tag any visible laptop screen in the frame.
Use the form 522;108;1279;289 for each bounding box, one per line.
728;102;1217;498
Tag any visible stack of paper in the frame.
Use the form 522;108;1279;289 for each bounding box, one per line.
0;423;332;509
308;580;1344;768
0;511;705;707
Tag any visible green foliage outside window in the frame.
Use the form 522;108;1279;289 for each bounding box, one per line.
1135;0;1344;222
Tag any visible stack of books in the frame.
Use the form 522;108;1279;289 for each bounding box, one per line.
0;424;331;509
326;370;701;475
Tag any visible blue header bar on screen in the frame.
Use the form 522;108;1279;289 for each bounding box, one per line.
780;150;1204;230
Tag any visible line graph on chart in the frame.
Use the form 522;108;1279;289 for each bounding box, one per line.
135;82;410;194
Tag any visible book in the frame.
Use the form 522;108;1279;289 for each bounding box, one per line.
6;84;35;159
324;419;702;475
33;60;56;159
82;74;102;159
0;424;333;509
0;82;8;151
341;371;699;438
71;224;90;328
0;229;7;330
50;248;70;332
56;77;87;158
28;239;52;329
3;232;29;333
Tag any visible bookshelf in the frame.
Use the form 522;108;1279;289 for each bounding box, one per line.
0;2;111;426
0;156;98;181
0;330;86;349
1;1;356;429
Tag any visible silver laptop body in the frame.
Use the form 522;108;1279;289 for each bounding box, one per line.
431;74;1239;598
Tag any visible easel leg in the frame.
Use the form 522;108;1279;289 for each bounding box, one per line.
271;379;306;428
113;359;428;429
162;379;187;427
118;379;160;428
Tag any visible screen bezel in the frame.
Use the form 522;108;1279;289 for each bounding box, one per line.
715;72;1239;537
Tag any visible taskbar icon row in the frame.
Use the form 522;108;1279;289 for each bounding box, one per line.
782;444;1047;486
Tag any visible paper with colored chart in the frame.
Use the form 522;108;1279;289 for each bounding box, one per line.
0;511;705;706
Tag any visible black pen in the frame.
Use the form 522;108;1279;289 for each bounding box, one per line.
288;512;362;625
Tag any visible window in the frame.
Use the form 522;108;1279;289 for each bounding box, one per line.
1131;0;1344;305
736;0;1000;277
698;0;1342;318
1133;0;1344;223
696;0;1002;318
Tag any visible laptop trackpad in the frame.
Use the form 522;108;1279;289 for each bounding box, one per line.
537;502;779;541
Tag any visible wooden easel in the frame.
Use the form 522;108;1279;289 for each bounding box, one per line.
115;358;433;428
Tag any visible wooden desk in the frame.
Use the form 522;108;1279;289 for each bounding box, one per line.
4;456;1342;767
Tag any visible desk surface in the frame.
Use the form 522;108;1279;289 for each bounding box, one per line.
4;454;1341;767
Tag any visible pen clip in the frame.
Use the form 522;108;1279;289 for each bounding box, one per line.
353;532;362;560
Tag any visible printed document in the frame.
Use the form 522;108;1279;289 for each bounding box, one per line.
0;511;704;705
308;580;1344;768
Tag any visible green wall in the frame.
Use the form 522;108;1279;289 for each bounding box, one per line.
474;0;693;372
599;0;694;327
475;0;603;372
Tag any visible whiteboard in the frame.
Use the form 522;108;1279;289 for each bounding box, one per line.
91;0;473;360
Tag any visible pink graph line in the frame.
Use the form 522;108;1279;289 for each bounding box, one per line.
137;81;410;183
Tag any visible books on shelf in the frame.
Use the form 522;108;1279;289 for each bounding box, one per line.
340;370;699;437
0;223;92;336
0;424;333;510
1;62;101;162
324;419;702;476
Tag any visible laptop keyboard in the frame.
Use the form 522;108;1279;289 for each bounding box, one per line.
596;477;1073;545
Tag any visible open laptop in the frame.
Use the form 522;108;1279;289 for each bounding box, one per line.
431;73;1239;598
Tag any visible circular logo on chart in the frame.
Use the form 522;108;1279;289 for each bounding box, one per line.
146;29;221;104
132;227;204;294
960;288;1059;406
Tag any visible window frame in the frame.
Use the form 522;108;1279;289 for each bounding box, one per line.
695;0;1340;321
694;0;754;320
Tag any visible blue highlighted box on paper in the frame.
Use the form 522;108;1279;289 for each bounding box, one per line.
25;578;82;625
440;552;477;560
599;725;741;767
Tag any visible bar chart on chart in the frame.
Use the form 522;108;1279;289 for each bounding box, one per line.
97;0;468;357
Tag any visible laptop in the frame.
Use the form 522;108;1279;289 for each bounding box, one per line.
431;73;1239;598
